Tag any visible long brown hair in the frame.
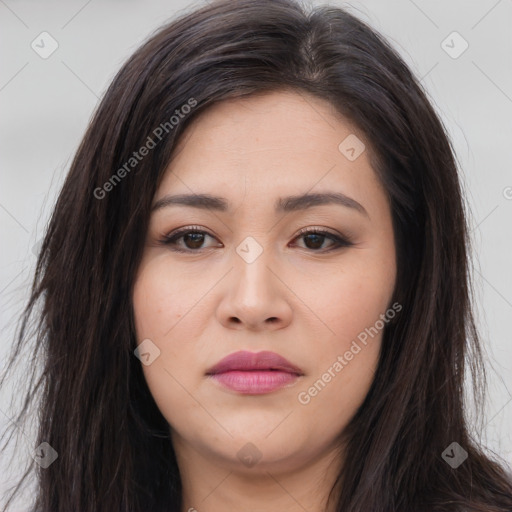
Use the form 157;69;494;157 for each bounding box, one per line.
1;0;511;510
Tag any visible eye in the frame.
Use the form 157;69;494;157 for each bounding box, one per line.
159;226;354;253
291;227;354;252
159;226;221;252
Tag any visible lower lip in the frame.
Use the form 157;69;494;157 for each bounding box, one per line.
208;370;300;394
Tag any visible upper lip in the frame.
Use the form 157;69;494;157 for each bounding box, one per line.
206;350;304;376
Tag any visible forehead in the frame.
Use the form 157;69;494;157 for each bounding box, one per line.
156;90;387;216
173;89;357;156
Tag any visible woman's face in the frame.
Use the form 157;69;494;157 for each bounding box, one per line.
133;90;396;475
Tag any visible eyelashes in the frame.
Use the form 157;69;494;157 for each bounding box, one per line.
158;225;355;254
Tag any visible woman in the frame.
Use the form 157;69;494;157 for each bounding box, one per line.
1;0;511;510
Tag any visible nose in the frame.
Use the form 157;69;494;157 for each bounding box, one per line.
215;246;293;331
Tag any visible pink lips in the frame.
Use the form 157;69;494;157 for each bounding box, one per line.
206;350;303;394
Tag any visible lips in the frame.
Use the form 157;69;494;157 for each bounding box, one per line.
206;350;304;376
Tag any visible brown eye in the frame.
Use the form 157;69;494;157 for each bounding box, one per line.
160;227;221;252
160;226;353;253
292;228;354;252
181;232;207;249
300;232;330;250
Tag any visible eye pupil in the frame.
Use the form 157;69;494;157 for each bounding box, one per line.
184;233;205;249
303;233;325;249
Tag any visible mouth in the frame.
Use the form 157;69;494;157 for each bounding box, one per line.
206;350;304;375
205;350;304;395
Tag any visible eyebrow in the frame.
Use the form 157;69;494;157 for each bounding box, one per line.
151;191;369;218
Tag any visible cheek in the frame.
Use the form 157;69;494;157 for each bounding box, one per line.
132;260;207;414
295;287;387;432
132;258;200;340
301;254;396;345
294;256;395;418
295;346;379;441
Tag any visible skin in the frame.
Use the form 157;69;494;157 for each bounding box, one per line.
132;90;397;512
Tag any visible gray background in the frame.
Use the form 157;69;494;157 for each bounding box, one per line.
1;0;511;508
